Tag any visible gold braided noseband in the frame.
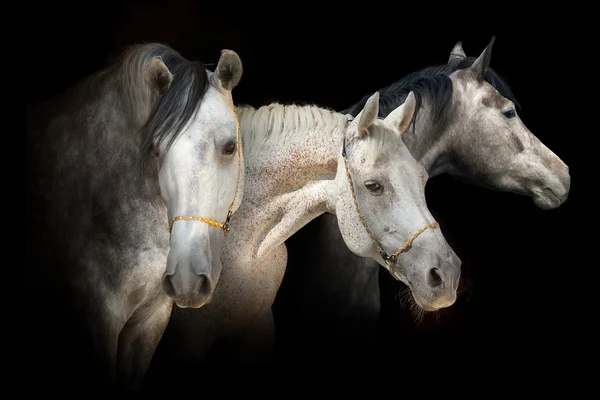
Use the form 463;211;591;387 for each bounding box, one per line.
169;105;242;236
341;136;439;281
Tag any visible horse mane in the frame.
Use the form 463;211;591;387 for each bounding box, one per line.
237;103;348;160
342;56;520;128
93;42;213;171
236;102;407;164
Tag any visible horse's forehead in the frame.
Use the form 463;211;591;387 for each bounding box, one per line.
197;86;236;123
355;145;420;174
204;85;232;107
451;72;508;109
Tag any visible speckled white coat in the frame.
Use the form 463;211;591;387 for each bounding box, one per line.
168;92;462;361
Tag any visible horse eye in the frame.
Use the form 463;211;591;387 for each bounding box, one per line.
223;141;236;155
365;181;383;194
503;108;517;119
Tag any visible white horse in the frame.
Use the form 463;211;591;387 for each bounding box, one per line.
152;91;461;370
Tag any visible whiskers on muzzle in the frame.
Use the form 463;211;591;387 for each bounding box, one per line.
397;272;469;326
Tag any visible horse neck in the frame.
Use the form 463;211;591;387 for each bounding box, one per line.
400;95;454;178
236;105;346;256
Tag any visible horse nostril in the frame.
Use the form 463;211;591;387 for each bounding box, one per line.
162;275;176;298
428;267;443;288
197;274;211;298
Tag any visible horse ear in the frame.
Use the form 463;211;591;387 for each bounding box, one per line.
355;92;380;138
216;49;243;91
145;56;173;95
448;41;466;64
383;91;416;135
469;36;495;81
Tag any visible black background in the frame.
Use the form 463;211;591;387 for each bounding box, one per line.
25;0;588;387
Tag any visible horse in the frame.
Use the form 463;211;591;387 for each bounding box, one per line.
25;43;244;390
277;37;572;358
146;90;461;378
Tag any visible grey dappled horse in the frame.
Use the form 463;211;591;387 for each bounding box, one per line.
26;43;244;390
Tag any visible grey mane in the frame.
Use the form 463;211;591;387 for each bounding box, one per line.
29;43;213;174
26;42;217;236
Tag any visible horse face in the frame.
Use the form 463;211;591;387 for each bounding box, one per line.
157;51;245;308
447;38;570;210
335;92;461;311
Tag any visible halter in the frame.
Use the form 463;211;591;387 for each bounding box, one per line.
341;134;439;281
168;105;243;236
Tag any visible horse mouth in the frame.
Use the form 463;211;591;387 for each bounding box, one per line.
174;297;211;309
414;299;438;312
404;281;437;312
533;187;565;210
546;190;560;203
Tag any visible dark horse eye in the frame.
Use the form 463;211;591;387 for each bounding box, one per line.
223;141;236;155
503;108;517;119
365;181;383;195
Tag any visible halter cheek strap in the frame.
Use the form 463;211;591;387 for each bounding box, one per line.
341;135;439;280
168;105;242;235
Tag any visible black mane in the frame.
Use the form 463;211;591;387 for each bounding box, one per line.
343;56;519;126
138;44;212;169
